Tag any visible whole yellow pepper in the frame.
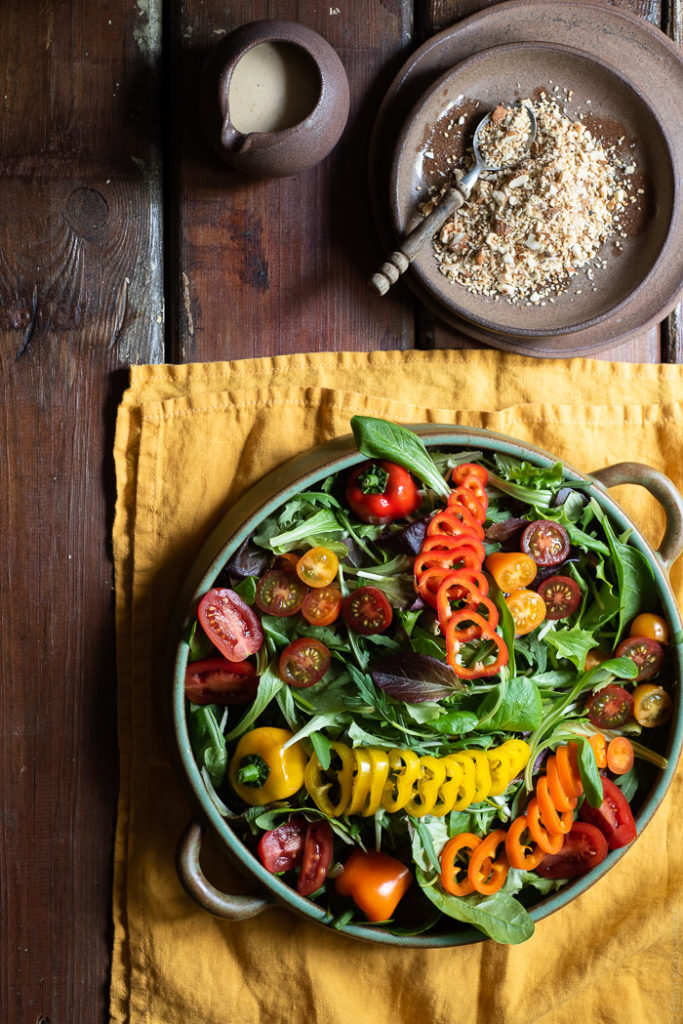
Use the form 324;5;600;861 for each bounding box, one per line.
228;727;307;806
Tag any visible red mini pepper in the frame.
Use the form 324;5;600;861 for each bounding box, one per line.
345;460;421;524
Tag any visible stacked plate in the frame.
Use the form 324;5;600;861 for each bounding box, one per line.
369;2;683;356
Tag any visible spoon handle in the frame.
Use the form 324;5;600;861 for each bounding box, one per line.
370;184;468;296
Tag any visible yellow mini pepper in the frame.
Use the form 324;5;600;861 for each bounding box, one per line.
228;727;307;806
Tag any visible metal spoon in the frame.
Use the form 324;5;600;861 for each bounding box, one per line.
370;101;537;296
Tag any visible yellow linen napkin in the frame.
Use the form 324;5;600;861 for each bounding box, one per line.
111;349;683;1024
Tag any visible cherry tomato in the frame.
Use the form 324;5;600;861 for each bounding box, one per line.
614;635;664;681
296;547;339;588
301;586;342;626
255;569;308;617
579;775;637;849
198;588;264;662
632;683;673;727
343;586;393;635
537;575;581;619
535;822;608;879
607;736;634;775
484;551;537;591
184;656;258;705
272;552;300;573
298;820;334;896
505;588;546;635
629;613;669;644
279;638;331;688
586;684;634;729
335;848;412;922
257;815;307;873
345;460;421;525
521;520;570;567
584;648;608;671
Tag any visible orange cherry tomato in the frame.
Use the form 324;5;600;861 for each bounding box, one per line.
505;815;546;870
588;733;608;769
335;849;412;922
467;829;508;895
301;586;342;626
504;588;546;636
484;551;537;592
440;833;481;896
632;683;673;727
629;612;669;644
607;736;635;775
296;546;339;588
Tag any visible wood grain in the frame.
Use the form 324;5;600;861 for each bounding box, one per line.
0;3;163;1024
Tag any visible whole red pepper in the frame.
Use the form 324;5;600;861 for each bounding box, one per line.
345;460;421;524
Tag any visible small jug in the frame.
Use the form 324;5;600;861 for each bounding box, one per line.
200;19;350;178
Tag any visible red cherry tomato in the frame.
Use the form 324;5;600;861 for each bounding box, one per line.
614;635;664;681
278;638;331;688
343;586;393;635
198;588;264;662
255;569;308;617
257;815;307;873
301;586;342;626
579;776;637;850
537;575;581;619
184;656;258;706
298;820;334;896
345;460;421;525
585;684;634;729
521;520;570;567
535;822;608;879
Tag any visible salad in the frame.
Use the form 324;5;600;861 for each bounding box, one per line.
182;417;677;945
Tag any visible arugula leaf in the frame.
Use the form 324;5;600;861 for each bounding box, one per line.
416;867;535;944
227;663;283;740
188;704;228;785
543;625;600;670
350;416;451;498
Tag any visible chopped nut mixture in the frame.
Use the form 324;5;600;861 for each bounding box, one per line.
477;103;534;169
425;94;636;304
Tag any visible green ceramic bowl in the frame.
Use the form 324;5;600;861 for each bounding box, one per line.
170;425;683;946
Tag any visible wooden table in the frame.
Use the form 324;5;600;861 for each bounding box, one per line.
1;2;680;1021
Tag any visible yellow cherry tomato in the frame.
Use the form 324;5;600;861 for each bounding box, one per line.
505;588;546;636
296;546;339;588
632;683;673;727
629;613;670;645
484;551;537;592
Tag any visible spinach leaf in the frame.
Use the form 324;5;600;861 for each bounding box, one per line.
416;867;535;944
188;704;228;785
432;709;479;735
477;676;543;732
350;416;451;498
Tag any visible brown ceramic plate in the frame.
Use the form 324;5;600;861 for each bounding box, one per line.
369;1;683;356
390;42;675;339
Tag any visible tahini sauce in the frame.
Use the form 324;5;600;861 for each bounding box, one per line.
228;42;320;134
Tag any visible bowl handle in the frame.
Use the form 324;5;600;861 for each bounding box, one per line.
590;462;683;572
176;819;274;919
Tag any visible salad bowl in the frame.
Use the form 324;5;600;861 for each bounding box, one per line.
170;422;683;947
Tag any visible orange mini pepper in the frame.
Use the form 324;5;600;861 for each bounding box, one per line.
335;849;412;922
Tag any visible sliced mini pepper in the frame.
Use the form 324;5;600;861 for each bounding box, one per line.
486;746;512;796
546;753;577;812
426;507;485;541
304;741;355;817
440;832;481;896
499;738;531;779
344;747;375;816
526;796;565;854
449;752;477;810
382;748;422;812
436;571;499;635
556;743;583;800
336;849;412;922
431;756;464;816
229;727;308;806
536;775;574;835
468;749;493;803
468;829;508;895
505;815;546;871
405;755;447;817
445;611;509;679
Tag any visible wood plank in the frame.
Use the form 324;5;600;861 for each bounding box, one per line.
0;2;163;1023
168;1;415;362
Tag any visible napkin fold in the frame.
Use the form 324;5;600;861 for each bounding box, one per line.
111;349;683;1024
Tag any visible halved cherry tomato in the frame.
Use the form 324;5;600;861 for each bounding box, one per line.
440;833;481;896
296;546;339;588
198;588;264;662
535;822;608;879
345;460;421;525
272;552;300;573
257;815;307;873
484;551;537;592
580;775;637;849
537;575;581;619
301;586;342;626
184;656;258;705
255;569;308;617
298;820;334;896
343;586;393;635
629;612;669;644
279;638;331;688
505;588;546;635
584;648;608;671
614;635;664;681
335;848;412;921
586;684;634;729
607;736;634;775
632;683;673;727
521;520;570;567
